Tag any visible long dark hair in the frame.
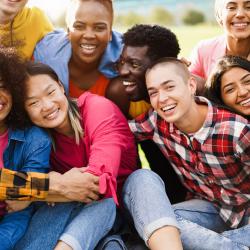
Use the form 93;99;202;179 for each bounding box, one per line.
0;48;30;129
205;55;250;118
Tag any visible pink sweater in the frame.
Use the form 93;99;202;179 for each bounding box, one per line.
189;35;227;80
50;92;138;204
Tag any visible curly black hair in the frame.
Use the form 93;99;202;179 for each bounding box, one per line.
0;48;30;129
123;24;180;61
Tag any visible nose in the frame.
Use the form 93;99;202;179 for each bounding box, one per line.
82;27;95;39
42;98;54;111
158;90;168;103
238;84;248;97
119;62;130;76
235;6;246;17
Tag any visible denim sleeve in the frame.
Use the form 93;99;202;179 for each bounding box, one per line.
22;127;52;173
0;206;33;249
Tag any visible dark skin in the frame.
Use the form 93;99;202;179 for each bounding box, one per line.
106;77;130;117
67;1;131;115
111;44;187;203
108;46;151;118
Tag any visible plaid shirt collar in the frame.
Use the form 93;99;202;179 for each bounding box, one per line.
168;96;215;144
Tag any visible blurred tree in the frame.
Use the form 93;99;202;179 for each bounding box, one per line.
150;6;174;25
115;12;144;27
182;9;205;25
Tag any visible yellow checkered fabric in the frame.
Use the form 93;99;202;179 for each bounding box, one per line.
0;168;48;200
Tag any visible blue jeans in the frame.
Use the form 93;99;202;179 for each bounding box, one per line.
122;169;249;250
15;198;116;250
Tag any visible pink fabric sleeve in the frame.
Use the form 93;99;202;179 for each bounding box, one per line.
189;41;206;79
81;94;133;204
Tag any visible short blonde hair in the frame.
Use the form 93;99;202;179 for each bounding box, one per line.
214;0;226;24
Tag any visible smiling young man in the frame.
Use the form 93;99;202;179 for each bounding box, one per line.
123;57;250;250
108;24;187;204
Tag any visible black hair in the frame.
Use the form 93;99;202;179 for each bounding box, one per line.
123;24;180;61
205;55;250;116
0;48;30;129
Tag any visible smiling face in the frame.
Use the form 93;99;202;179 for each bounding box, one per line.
146;63;196;126
68;0;112;65
221;66;250;115
117;45;151;101
0;80;12;132
0;0;28;22
24;74;71;134
218;0;250;40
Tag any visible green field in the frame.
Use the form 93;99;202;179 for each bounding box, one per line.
171;24;222;57
114;24;222;58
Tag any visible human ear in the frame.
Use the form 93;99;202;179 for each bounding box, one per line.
188;77;197;96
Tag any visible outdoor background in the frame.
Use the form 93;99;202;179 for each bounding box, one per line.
28;0;223;58
28;0;222;167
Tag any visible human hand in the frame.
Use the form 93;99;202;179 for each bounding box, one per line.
6;200;31;213
180;57;191;67
59;168;100;203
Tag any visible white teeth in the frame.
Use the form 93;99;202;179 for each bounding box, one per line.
233;23;248;27
162;104;176;112
123;81;135;86
80;44;96;50
240;98;250;106
46;109;58;120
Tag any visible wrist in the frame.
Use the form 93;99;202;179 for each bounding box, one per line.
48;171;63;195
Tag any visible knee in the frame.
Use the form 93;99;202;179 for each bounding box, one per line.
123;169;165;194
122;169;165;208
100;198;116;219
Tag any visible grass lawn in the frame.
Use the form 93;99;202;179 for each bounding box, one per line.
171;24;222;57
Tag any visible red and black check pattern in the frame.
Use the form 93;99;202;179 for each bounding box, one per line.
129;97;250;228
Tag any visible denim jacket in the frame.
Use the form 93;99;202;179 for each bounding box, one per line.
34;29;123;94
0;126;51;249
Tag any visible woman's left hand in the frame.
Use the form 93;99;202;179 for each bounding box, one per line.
5;200;31;213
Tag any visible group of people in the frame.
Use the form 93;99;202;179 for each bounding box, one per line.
0;0;249;249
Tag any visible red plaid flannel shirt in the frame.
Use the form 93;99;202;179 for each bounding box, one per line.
129;97;250;228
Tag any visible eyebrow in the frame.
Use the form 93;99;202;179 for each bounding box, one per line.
241;73;250;81
227;0;250;4
222;73;250;90
147;80;173;91
26;84;53;100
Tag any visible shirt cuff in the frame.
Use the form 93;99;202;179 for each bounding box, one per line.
86;165;118;205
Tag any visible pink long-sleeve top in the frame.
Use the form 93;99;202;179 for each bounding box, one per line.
50;92;138;204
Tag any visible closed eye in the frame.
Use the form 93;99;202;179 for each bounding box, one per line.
148;91;157;97
48;89;55;95
224;87;234;94
29;101;39;107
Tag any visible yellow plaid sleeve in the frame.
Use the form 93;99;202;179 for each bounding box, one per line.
0;168;49;200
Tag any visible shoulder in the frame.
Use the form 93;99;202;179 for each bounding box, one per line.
214;106;249;136
78;92;126;121
21;6;49;21
23;126;51;144
78;92;118;111
193;35;225;50
99;30;123;78
34;29;69;59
